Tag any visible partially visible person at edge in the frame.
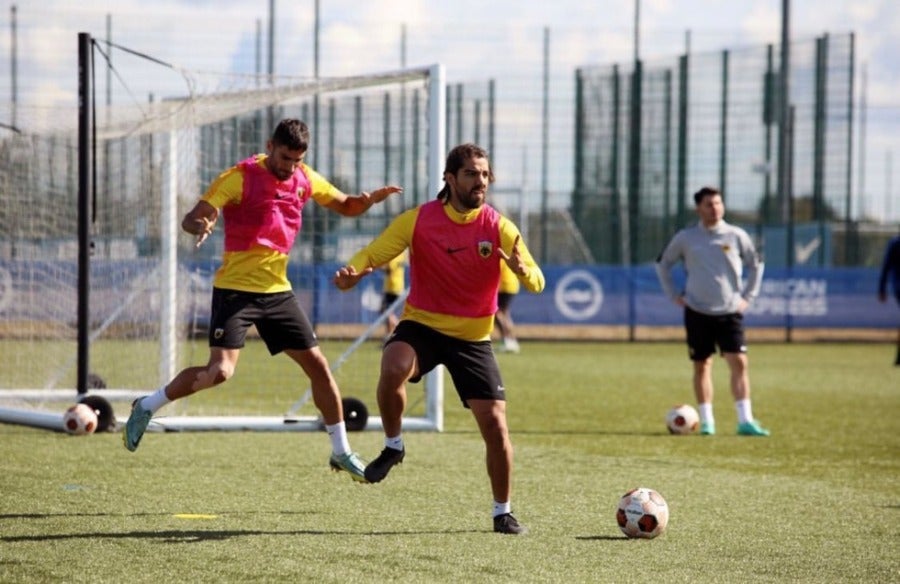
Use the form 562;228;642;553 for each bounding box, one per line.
122;118;402;483
495;259;521;353
655;186;770;437
380;250;407;339
333;143;545;534
877;232;900;365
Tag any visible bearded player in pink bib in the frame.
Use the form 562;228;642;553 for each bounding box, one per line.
123;119;401;483
334;143;545;534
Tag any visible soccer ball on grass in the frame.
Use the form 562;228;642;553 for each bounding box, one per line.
63;403;98;436
616;487;669;539
666;404;699;435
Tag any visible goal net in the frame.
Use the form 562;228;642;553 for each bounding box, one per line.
0;33;445;433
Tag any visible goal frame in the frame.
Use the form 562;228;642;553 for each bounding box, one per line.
0;32;446;433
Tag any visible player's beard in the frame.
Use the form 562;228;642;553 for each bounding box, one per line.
264;158;293;181
270;167;292;181
457;188;485;210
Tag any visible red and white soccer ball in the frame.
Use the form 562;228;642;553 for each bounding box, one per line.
616;487;669;539
666;404;699;435
63;403;98;436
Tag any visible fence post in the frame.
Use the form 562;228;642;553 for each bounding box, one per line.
676;54;689;229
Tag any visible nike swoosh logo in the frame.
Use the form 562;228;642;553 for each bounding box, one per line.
446;247;467;254
795;237;820;264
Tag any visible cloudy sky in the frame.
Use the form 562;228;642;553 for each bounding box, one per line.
2;0;897;220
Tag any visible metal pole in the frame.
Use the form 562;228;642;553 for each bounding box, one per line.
314;0;320;79
612;65;622;262
813;35;828;265
312;0;323;326
676;54;689;229
540;27;550;263
488;79;496;162
400;23;408;206
785;105;795;342
384;94;391;184
633;0;640;62
256;19;262;83
627;62;642;266
719;50;729;195
105;15;111;108
10;5;17;129
266;0;275;130
857;63;867;216
77;32;92;396
255;19;264;144
573;69;584;230
627;59;643;341
777;0;791;227
762;44;774;225
268;0;276;80
663;69;672;235
845;33;856;263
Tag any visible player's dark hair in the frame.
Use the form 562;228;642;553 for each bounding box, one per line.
271;119;310;152
437;143;495;203
693;186;721;206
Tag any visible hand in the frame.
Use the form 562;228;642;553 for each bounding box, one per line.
737;297;749;313
182;204;218;248
674;296;686;307
497;235;527;277
194;216;217;248
333;265;374;290
363;185;403;205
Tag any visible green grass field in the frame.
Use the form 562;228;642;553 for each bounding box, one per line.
1;341;898;583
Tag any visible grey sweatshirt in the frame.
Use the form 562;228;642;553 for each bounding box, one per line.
655;220;764;315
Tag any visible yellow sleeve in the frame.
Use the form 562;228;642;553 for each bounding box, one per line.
349;208;419;272
303;163;341;205
498;215;545;294
201;165;244;208
499;260;521;294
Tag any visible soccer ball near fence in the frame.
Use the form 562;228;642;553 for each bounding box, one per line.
63;403;98;436
616;487;669;539
666;404;699;435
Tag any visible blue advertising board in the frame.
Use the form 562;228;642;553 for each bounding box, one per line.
307;263;895;329
0;261;895;330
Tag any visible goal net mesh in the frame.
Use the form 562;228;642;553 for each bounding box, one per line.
0;35;444;431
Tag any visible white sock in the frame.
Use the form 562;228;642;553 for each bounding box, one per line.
493;500;511;518
325;422;351;455
735;399;753;424
698;402;714;424
385;435;404;451
141;386;171;414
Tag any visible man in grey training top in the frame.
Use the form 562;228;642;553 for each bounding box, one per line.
655;186;769;437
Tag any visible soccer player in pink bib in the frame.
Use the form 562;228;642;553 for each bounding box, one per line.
334;143;544;534
123;119;401;484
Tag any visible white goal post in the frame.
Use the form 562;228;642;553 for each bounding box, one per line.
0;33;446;433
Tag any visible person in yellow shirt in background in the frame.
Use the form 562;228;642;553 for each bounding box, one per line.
495;259;521;353
381;250;407;339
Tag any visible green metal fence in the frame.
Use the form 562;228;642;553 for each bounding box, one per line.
574;34;856;267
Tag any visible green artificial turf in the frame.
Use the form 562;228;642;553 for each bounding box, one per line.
1;341;897;583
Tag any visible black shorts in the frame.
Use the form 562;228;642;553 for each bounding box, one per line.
208;288;318;355
684;306;746;361
386;320;505;407
497;292;515;311
381;292;400;313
